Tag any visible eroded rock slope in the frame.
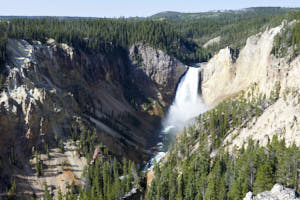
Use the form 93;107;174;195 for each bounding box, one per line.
200;22;300;148
0;39;186;197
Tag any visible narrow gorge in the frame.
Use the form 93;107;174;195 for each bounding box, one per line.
0;38;187;198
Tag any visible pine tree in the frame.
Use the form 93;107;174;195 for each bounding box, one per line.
204;160;223;200
288;143;300;192
7;178;17;200
176;174;184;200
59;140;65;153
113;158;121;199
44;182;53;200
253;160;274;194
217;175;227;200
57;188;63;200
35;151;43;177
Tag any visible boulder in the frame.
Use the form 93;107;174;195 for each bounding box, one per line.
243;184;300;200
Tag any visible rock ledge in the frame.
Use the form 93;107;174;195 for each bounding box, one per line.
244;184;300;200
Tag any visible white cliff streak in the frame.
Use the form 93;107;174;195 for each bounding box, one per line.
201;23;300;148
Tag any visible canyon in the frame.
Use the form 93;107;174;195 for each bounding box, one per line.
201;22;300;149
0;14;299;199
0;38;187;198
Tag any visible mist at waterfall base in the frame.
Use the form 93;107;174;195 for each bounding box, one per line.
145;66;208;170
162;66;208;134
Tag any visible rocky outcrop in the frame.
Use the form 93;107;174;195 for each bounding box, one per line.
0;39;186;197
203;36;221;48
200;22;300;149
224;90;300;150
244;184;300;200
201;24;283;106
129;44;187;109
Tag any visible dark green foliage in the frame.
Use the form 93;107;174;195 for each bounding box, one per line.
272;13;300;59
35;151;43;177
131;52;144;67
253;159;274;193
77;124;98;161
6;178;17;200
0;22;8;66
0;22;8;90
64;181;81;199
50;120;144;200
59;140;64;153
164;7;298;54
275;141;300;194
192;93;272;151
146;94;300;200
56;151;141;200
57;188;63;200
147;136;300;200
45;143;50;159
1;18;208;64
43;182;53;200
8;147;18;166
151;7;291;21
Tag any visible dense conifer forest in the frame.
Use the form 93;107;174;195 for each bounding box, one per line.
0;22;8;89
0;7;300;69
0;18;209;65
147;92;300;200
154;7;300;53
272;12;300;58
147;136;299;200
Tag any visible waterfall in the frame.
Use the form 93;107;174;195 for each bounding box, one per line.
162;66;207;134
145;65;208;170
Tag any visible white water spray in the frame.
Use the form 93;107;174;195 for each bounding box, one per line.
162;66;208;134
145;65;208;170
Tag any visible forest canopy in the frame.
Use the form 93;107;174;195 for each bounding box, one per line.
0;18;209;65
1;7;300;68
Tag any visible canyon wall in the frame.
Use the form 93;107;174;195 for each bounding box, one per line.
200;22;300;149
0;39;186;197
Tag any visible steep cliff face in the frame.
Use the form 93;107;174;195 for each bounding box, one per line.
200;23;300;149
201;24;283;106
0;39;186;197
1;39;143;160
129;44;187;115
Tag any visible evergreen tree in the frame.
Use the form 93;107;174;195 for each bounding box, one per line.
253;160;274;194
44;183;53;200
57;188;63;200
